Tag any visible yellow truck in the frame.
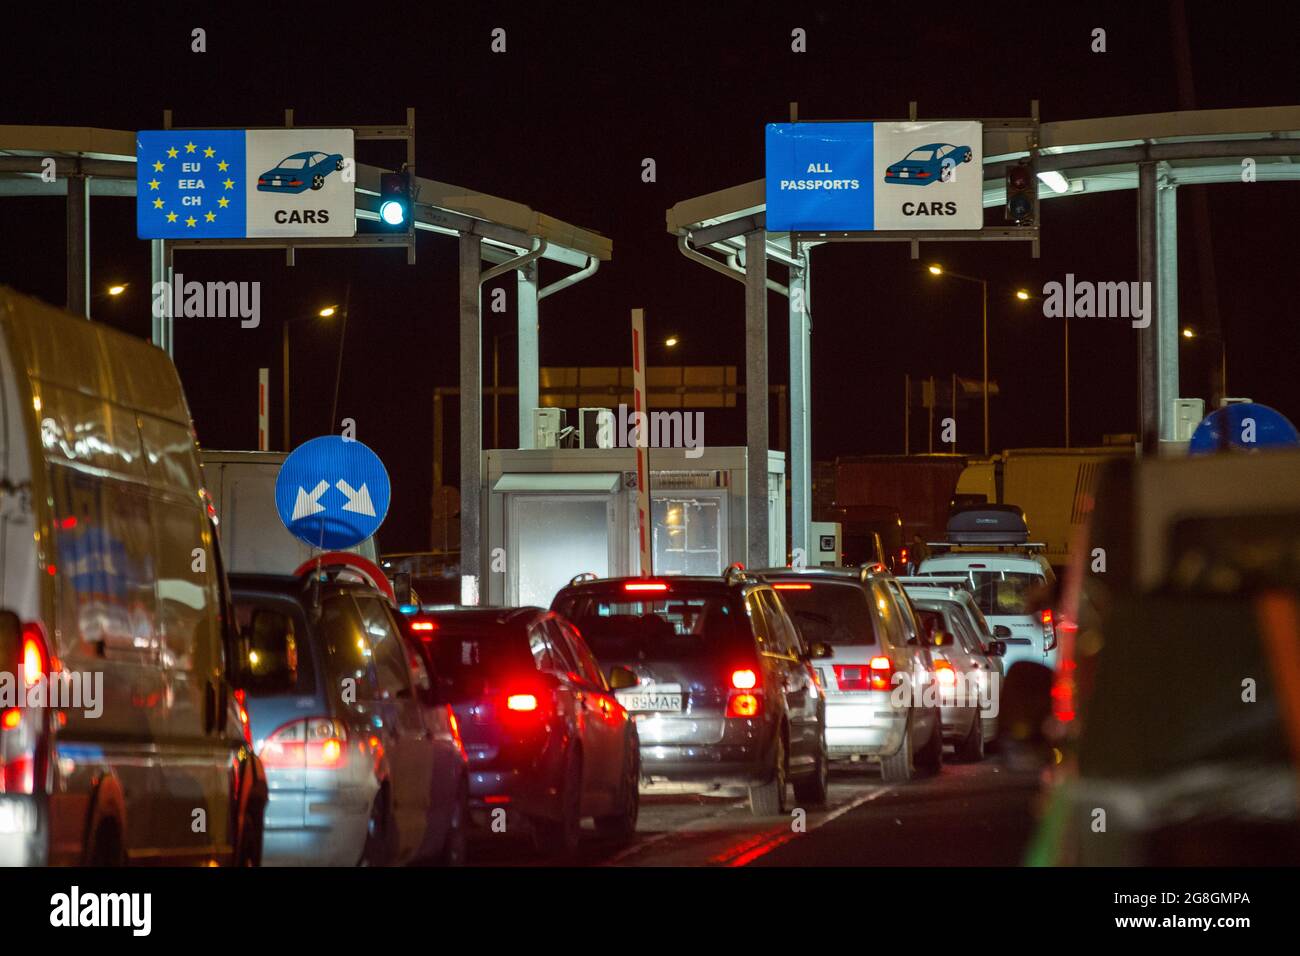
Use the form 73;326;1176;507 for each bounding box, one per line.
952;447;1132;571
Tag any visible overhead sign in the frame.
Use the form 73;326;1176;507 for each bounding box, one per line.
766;120;984;232
275;436;390;550
1188;402;1300;454
136;128;356;239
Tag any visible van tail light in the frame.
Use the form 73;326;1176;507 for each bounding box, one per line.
1;622;52;739
259;718;348;770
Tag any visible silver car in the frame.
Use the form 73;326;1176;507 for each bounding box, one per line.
756;567;944;783
905;588;1006;761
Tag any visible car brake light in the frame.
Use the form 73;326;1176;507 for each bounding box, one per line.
410;620;437;632
899;547;910;564
288;180;303;186
730;669;757;690
917;171;930;177
232;689;252;747
726;693;760;718
772;583;812;590
446;705;467;759
934;659;957;688
0;754;34;794
506;693;538;711
21;623;48;689
869;656;893;691
624;582;668;592
259;718;348;770
1;710;21;730
1041;608;1054;626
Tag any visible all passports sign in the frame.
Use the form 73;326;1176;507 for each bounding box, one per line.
766;120;983;232
136;128;356;238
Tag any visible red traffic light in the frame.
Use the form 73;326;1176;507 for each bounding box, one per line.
1008;165;1032;190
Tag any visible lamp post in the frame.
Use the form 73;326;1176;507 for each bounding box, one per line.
1182;326;1228;403
929;265;990;456
1015;289;1067;447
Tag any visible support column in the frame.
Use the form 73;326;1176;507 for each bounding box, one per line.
151;239;166;347
744;230;769;569
788;251;811;567
517;260;540;448
1156;177;1180;441
66;173;89;317
1137;162;1160;452
459;233;483;603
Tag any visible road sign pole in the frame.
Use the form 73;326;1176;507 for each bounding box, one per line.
632;308;652;577
258;368;269;450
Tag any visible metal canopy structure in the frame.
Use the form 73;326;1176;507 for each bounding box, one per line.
666;106;1300;567
0;121;613;603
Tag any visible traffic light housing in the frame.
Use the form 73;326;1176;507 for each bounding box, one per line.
1005;159;1037;225
378;170;412;231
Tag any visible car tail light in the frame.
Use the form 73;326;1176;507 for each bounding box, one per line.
726;693;760;718
916;171;930;178
506;693;538;712
624;581;668;592
772;583;812;591
259;718;348;770
21;623;48;690
1041;608;1054;627
288;180;303;186
410;619;437;633
899;547;910;565
446;705;467;759
730;669;757;690
870;656;894;691
232;689;252;747
0;754;34;794
933;659;957;688
831;662;880;692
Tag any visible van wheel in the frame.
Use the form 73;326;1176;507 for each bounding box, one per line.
954;713;985;763
880;718;915;783
88;820;126;867
360;788;396;866
749;731;788;816
439;777;469;867
916;711;945;776
595;740;640;842
533;747;582;858
792;729;829;806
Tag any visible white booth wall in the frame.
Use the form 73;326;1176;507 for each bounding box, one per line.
482;447;786;607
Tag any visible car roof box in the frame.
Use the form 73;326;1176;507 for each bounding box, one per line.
945;505;1029;544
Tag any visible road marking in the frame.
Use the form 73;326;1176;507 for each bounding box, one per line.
601;799;746;865
728;786;895;867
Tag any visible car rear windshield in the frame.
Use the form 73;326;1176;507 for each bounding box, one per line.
771;582;877;646
555;591;747;660
920;570;1044;616
233;593;317;696
913;608;957;646
419;627;537;701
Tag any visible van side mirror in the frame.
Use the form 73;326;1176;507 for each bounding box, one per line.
993;625;1013;638
238;608;298;693
986;640;1007;657
0;611;21;664
608;665;639;691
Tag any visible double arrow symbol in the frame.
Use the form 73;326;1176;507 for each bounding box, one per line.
291;479;377;520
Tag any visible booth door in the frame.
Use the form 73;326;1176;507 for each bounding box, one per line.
507;493;616;607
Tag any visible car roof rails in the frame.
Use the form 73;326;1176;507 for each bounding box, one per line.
723;562;756;587
925;541;1047;554
568;572;600;587
858;563;889;584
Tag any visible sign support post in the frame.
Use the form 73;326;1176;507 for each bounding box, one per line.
631;309;652;577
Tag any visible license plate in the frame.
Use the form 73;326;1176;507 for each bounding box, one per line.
617;690;683;713
899;171;909;178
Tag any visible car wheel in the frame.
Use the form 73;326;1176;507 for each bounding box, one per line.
749;729;788;816
963;151;972;162
880;716;915;783
792;729;829;807
595;739;640;842
360;788;397;867
916;710;945;776
438;777;469;866
311;174;324;190
954;711;985;762
533;747;582;858
335;158;345;171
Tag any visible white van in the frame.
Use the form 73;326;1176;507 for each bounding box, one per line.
0;287;287;866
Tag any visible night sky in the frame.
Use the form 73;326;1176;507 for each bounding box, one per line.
3;1;1299;553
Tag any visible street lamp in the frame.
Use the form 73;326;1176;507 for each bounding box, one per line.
928;265;990;456
282;301;347;450
664;335;679;348
107;283;127;297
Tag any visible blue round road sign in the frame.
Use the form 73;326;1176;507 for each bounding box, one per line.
1187;402;1300;455
275;436;391;550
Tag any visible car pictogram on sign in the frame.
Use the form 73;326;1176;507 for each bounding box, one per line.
883;143;972;185
257;150;345;193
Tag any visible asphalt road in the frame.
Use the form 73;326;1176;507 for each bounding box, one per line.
468;757;1043;867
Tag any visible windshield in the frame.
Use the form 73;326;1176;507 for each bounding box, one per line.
946;571;1044;615
420;628;535;700
772;583;877;646
556;592;746;660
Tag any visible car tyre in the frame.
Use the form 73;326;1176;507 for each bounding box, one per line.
792;729;829;807
438;777;469;866
595;739;640;842
880;715;915;783
954;712;985;763
749;730;788;816
360;787;397;867
335;158;345;171
916;710;945;776
533;747;582;858
311;174;324;190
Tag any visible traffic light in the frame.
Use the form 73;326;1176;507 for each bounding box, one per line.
377;170;412;231
1005;160;1037;225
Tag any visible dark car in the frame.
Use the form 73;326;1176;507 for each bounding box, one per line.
230;573;470;866
551;568;832;816
401;606;640;857
883;143;973;185
256;150;345;193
